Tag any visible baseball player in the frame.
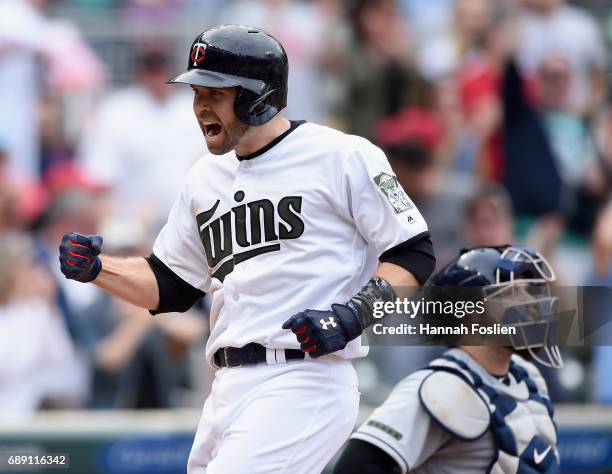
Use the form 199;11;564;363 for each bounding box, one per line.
59;25;435;473
334;245;561;474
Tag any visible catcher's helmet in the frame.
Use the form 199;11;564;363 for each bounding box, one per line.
433;246;562;368
168;24;288;126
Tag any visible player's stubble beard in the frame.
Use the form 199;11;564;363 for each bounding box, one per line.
200;116;250;155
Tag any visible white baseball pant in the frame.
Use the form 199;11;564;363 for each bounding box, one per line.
187;356;360;474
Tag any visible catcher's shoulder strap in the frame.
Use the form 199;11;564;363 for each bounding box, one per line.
510;354;554;417
418;356;491;441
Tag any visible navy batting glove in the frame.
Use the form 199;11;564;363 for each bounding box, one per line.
282;304;363;358
59;232;103;283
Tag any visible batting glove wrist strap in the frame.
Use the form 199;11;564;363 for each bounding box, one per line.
330;303;362;342
345;276;397;330
59;232;103;283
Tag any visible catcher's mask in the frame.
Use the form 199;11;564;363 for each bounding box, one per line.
433;245;562;368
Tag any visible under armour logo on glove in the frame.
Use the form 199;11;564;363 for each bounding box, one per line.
59;232;103;283
320;317;337;330
282;304;363;358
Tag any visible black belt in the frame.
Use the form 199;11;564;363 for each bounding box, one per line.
213;343;305;368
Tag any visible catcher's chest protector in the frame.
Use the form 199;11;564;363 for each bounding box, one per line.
419;353;559;474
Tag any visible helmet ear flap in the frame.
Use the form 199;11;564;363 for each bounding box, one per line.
248;89;277;115
234;87;281;126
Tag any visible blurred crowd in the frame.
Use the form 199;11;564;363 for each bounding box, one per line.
0;0;611;415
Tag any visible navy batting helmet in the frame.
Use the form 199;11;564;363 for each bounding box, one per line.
433;246;562;368
168;24;288;126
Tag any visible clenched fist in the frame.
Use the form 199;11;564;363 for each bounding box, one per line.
59;232;103;283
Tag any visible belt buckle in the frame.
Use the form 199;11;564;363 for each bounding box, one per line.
223;348;241;368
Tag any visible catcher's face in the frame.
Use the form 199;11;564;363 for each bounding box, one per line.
486;283;539;320
191;85;249;155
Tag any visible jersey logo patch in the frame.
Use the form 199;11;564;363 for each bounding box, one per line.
373;172;413;214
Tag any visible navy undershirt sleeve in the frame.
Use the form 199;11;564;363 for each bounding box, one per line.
146;253;206;315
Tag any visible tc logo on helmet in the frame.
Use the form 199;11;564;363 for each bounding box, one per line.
191;43;207;66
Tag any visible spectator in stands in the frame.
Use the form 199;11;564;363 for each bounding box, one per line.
589;97;612;205
39;93;73;178
463;181;564;279
587;199;612;403
516;0;607;117
401;0;455;79
502;51;602;235
587;197;612;288
453;0;496;60
0;0;103;180
0;232;87;416
341;0;416;140
600;100;612;166
454;0;507;181
0;143;18;231
0;136;49;231
78;46;202;232
0;0;48;179
462;184;515;248
405;0;497;81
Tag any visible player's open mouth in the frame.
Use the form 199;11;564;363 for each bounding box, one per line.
204;122;223;138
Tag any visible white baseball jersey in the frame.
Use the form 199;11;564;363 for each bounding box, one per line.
352;349;558;474
152;121;429;363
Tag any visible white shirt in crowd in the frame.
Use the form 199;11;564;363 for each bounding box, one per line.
0;300;87;416
517;4;607;112
79;87;203;227
0;0;46;179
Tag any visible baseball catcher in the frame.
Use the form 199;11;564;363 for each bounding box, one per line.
335;245;561;474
